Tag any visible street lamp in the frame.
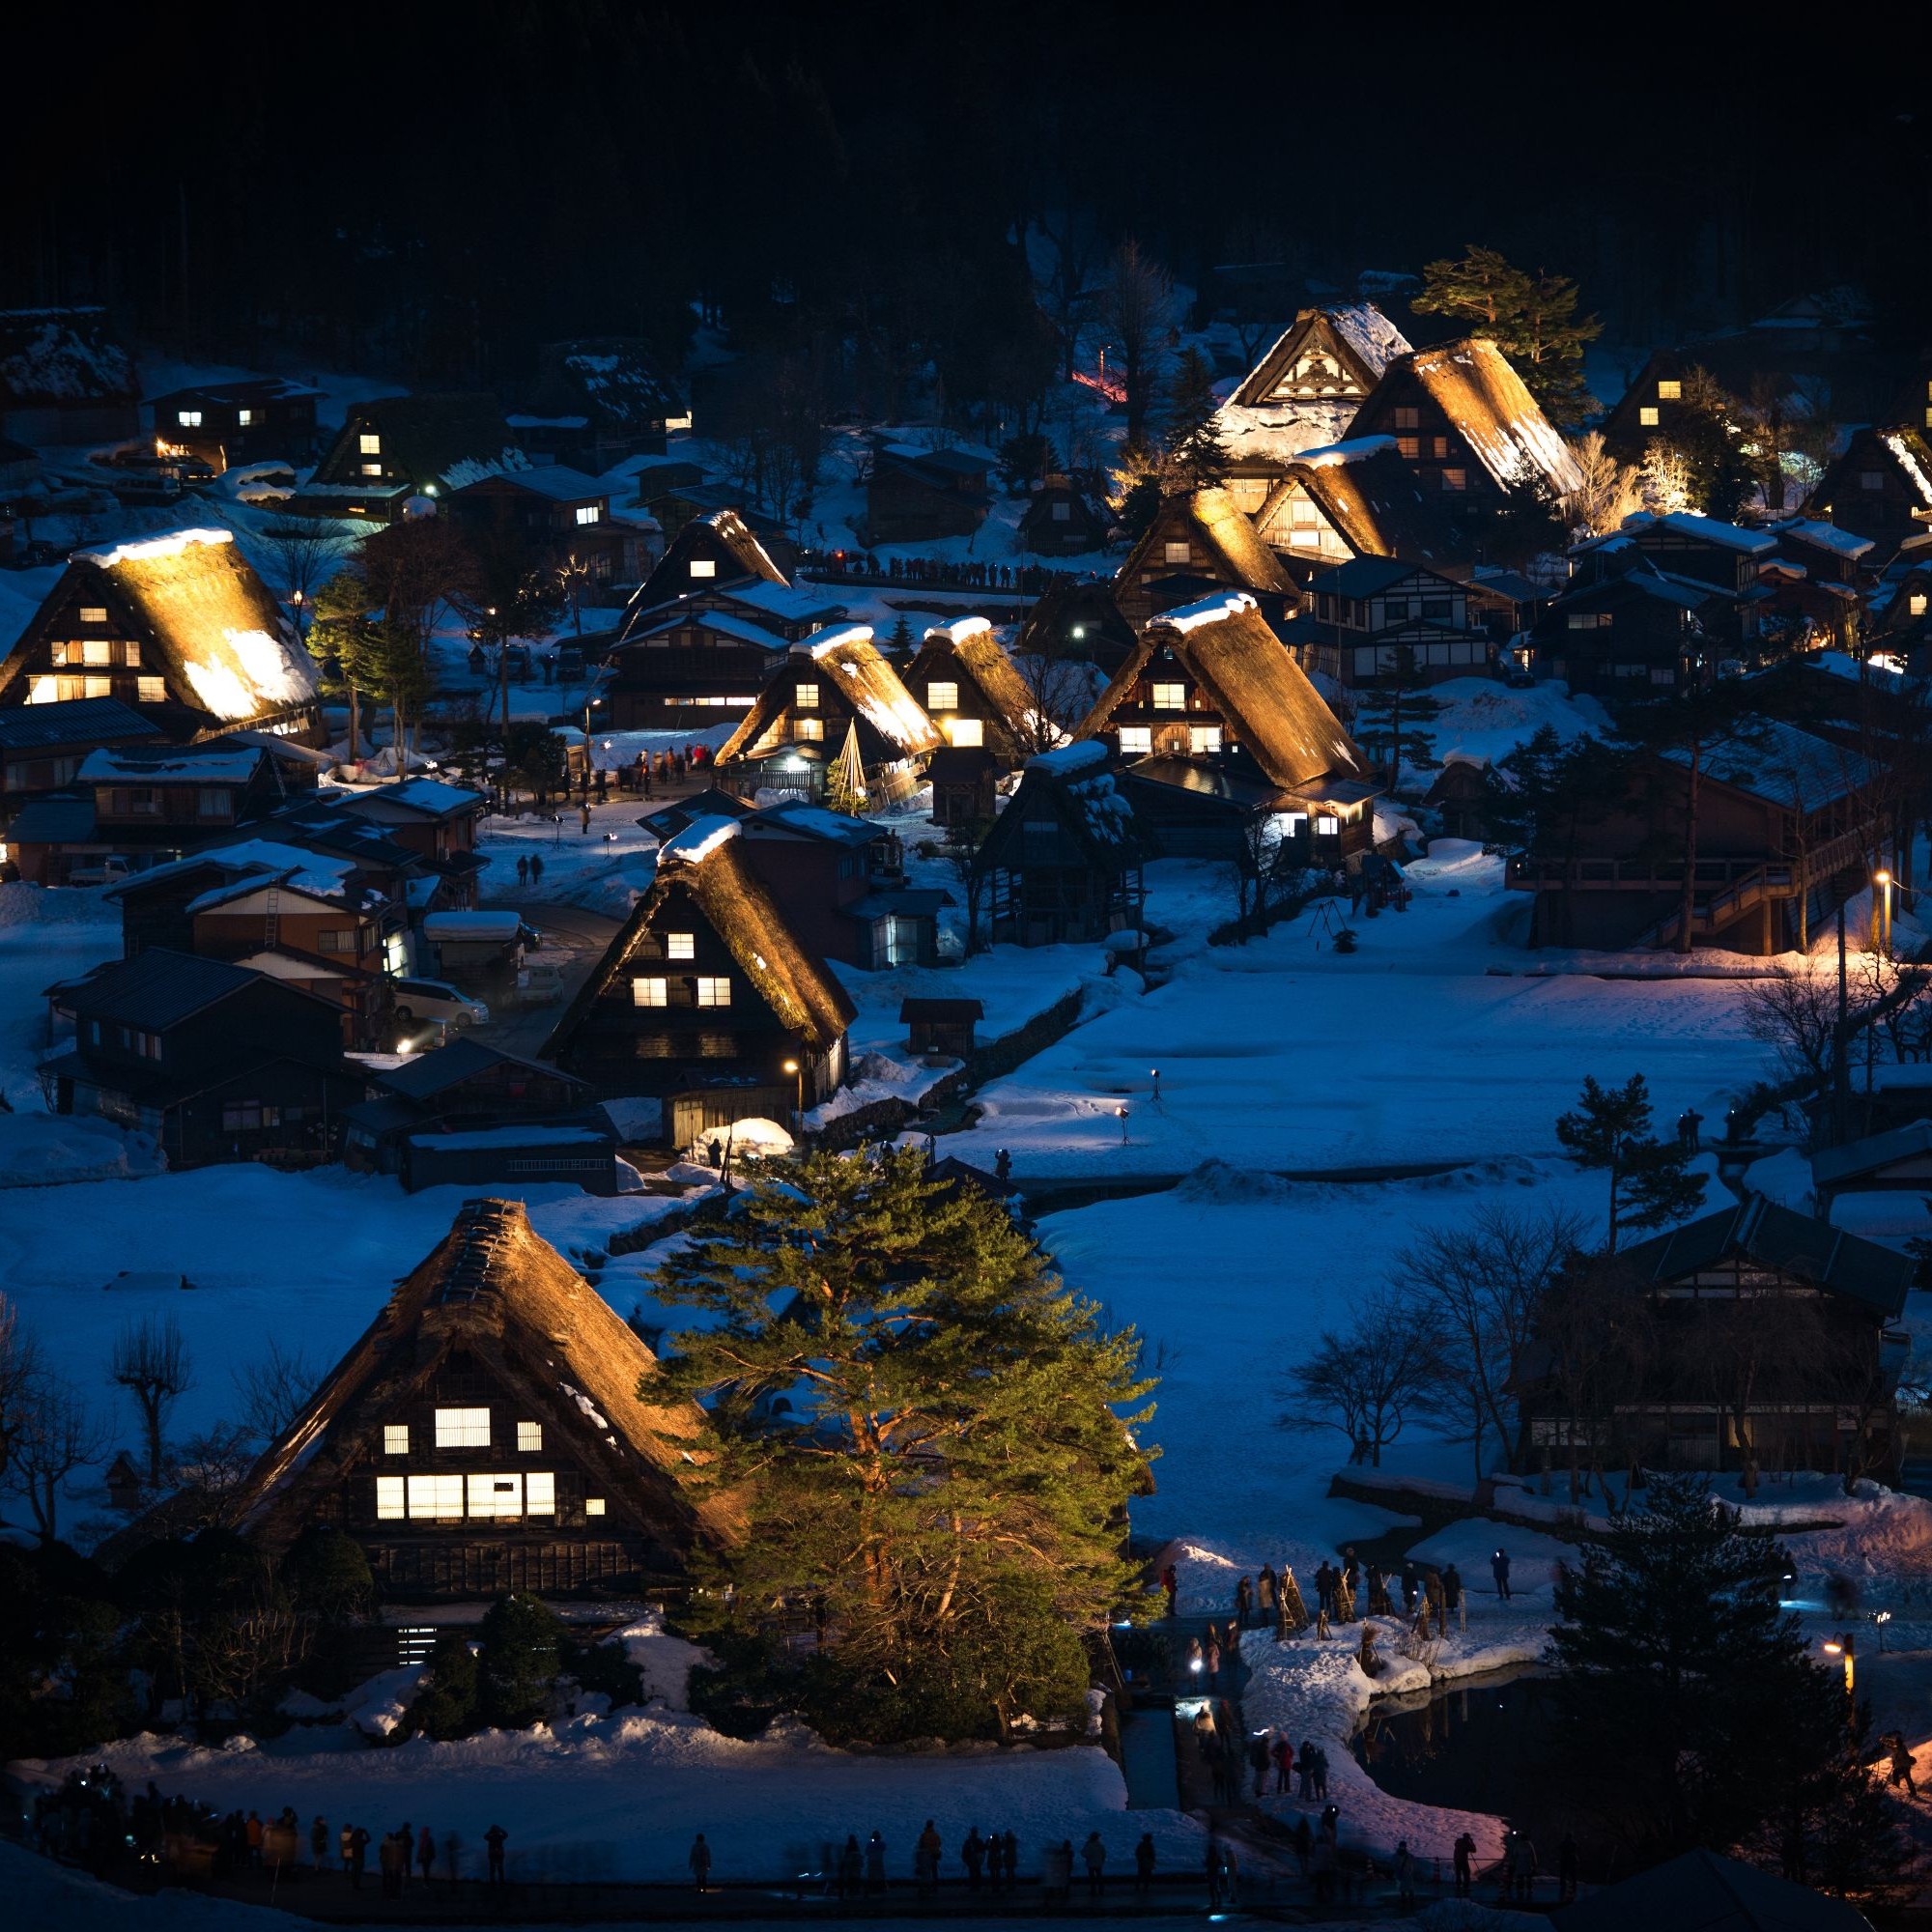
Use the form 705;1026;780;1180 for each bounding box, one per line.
1150;1067;1161;1103
1874;867;1893;960
1117;1103;1130;1144
1822;1633;1856;1723
782;1057;803;1128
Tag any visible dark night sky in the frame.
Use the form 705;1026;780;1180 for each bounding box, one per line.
6;4;1926;379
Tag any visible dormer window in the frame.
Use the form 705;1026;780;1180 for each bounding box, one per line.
795;682;820;709
696;977;731;1007
1392;407;1420;431
666;933;695;961
1162;540;1190;564
1911;591;1928;618
926;681;958;710
575;504;601;526
1151;681;1186;711
689;557;716;580
517;1421;543;1451
359;431;382;455
435;1406;490;1448
361;462;383;476
1657;380;1682;400
384;1424;409;1455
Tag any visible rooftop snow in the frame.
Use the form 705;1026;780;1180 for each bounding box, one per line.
1883;433;1932;506
1156;590;1259;634
1773;518;1874;559
1027;739;1110;777
807;623;877;658
923;616;992;645
79;745;263;784
1652;511;1777;555
659;815;742;866
75;526;233;570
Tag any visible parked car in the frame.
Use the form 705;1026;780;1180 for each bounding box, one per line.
67;856;132;887
509;961;568;1007
389;977;489;1028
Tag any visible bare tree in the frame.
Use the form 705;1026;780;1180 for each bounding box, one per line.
257;521;348;640
1396;1205;1585;1479
1741;964;1841;1089
1030;210;1103;384
231;1339;320;1442
1097;239;1174;451
1562;431;1642;539
1279;1285;1445;1467
0;1292;43;1485
8;1377;109;1538
1531;1252;1655;1506
111;1314;194;1488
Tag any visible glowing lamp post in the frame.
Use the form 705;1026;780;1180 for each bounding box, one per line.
1150;1067;1161;1103
1822;1634;1856;1725
782;1057;803;1129
1874;867;1893;959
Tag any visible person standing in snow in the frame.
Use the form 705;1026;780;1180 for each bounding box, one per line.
311;1815;328;1869
1272;1732;1293;1793
1890;1735;1918;1796
1257;1565;1276;1624
689;1833;713;1893
866;1831;887;1895
1135;1833;1156;1895
1249;1730;1271;1798
416;1825;435;1889
483;1823;506;1884
962;1828;984;1889
1297;1739;1316;1801
1442;1563;1463;1625
516;854;529;888
1081;1832;1106;1897
1236;1575;1253;1627
915;1819;942;1896
1394;1839;1416;1906
1312;1745;1329;1800
1205;1630;1221;1686
528;852;544;890
1453;1830;1476;1896
1161;1562;1179;1617
1492;1548;1513;1601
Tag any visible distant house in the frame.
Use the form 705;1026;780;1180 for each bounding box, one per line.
1251;437;1465;578
1080;590;1379;867
1217;303;1413;498
543;816;856;1145
1507;716;1885;951
1013;579;1137;677
904;617;1036;762
927;745;1000;827
515;337;689;468
1598;349;1700;466
1529;566;1721;696
1018;478;1108;556
971;740;1149;948
735;797;948;969
1756;517;1873;651
714;625;941;805
1422;755;1494;841
864;443;992;545
1285;557;1494;686
9;736;324;885
1811;1121;1932;1211
147;378;321;473
0;696;161;827
1113;486;1297;629
902;997;981;1058
603;606;788;730
219;1197;736;1601
625;509;842;641
1518;1196;1912;1482
328;777;488;871
42;949;361;1166
0;306;139;445
1347;337;1583;510
0;527;321;742
288;394;527;521
1807;424;1932;557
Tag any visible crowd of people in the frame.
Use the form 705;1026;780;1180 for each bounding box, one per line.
804;552;1076;595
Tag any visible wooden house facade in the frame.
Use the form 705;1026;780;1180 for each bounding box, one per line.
1807;425;1932;558
543;818;856;1145
714;627;941;805
1347;337;1584;511
0;528;322;743
1113;486;1298;628
0;696;161;825
148;379;321;472
626;509;841;638
517;337;688;468
1598;350;1699;466
225;1198;735;1601
1517;1197;1912;1482
1251;438;1466;579
864;443;992;545
603;606;787;730
1018;479;1107;555
1529;568;1721;696
904;617;1034;762
971;740;1148;948
1284;556;1494;686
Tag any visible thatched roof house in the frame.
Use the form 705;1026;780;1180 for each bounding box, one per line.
519;336;688;467
1253;436;1466;578
544;817;856;1139
1114;486;1296;626
291;393;526;520
220;1197;736;1599
0;528;321;742
635;505;791;613
904;616;1036;762
1350;336;1583;504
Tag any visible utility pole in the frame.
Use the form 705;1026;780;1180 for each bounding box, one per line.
1833;897;1850;1143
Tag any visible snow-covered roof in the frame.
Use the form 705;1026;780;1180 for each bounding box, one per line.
629;607;789;654
80;744;264;784
105;838;358;903
0;306;137;406
1027;738;1110;777
806;623;878;659
1883;432;1932;506
923;615;993;645
1216;306;1412;470
659;815;742;866
1771;517;1874;560
1643;511;1777;555
1159;589;1259;634
720;579;844;621
1296;436;1400;469
357;777;486;817
1664;718;1874;809
1400;339;1584;496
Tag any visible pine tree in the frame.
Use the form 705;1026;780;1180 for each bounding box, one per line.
1554;1072;1706;1251
1414;245;1602;430
885;612;916;660
1160;346;1229;491
651;1145;1156;1742
477;1591;563;1728
1548;1475;1892;1872
1352;646;1444;790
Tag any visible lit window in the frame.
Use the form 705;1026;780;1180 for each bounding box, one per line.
467;1472;523;1519
83;675;110;698
359;432;381;455
1911;591;1928;617
407;1473;466;1519
526;1472;555;1514
1639;407;1660;427
376;1477;405;1520
384;1424;409;1455
237;408;254;427
78;606;107;624
125;641;140;667
1431;437;1450;460
696;977;731;1007
1189;724;1223;753
665;932;695;961
795;681;820;708
585;1496;607;1517
1396;437;1420;461
177;410;203;427
82;639;112;667
1392;407;1420;431
794;717;823;742
689;557;716;580
949;717;983;748
1317;815;1341;837
926;681;958;710
434;1406;491;1448
361;462;383;476
1162;540;1191;564
137;676;166;704
25;676;56;704
1118;726;1152;755
517;1420;543;1452
633;976;668;1007
1151;681;1186;711
1657;380;1682;401
1440;468;1468;492
575;504;601;526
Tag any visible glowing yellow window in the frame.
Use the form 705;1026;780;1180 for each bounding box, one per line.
384;1424;409;1455
696;977;731;1008
1151;682;1185;711
666;933;696;961
1639;408;1660;427
359;431;381;454
948;717;984;747
1657;380;1682;401
633;977;668;1007
795;681;820;708
926;681;958;710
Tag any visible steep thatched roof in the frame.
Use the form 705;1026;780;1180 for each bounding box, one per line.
1078;590;1369;790
318;392;525;491
1376;338;1583;496
532;337;685;431
0;528;317;725
630;507;791;618
1262;438;1463;564
717;625;942;767
1220;305;1412;469
231;1197;741;1550
906;617;1036;738
550;818;857;1056
1118;487;1296;602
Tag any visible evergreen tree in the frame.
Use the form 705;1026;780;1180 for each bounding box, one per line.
1549;1475;1913;1896
477;1591;562;1727
1352;647;1444;790
412;1630;481;1739
651;1145;1155;1743
1413;245;1602;430
885;612;916;660
1555;1072;1707;1251
1160;346;1228;491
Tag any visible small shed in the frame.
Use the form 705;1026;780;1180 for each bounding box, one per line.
901;996;983;1059
401;1122;620;1196
927;744;999;827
